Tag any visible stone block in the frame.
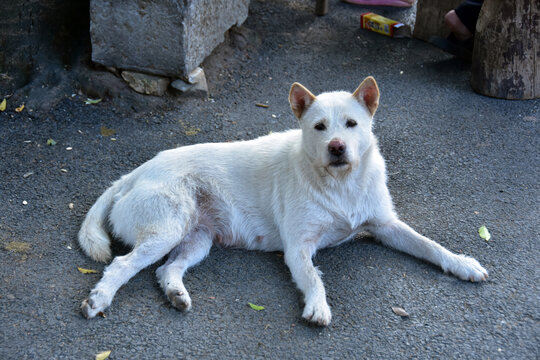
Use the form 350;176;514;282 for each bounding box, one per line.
90;0;249;78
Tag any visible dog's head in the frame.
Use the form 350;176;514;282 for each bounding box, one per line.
289;76;380;177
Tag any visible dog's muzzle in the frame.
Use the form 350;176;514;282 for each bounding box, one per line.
328;139;348;167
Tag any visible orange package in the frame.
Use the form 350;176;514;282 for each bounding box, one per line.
360;12;411;38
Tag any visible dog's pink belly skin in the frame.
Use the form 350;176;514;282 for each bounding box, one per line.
212;227;284;252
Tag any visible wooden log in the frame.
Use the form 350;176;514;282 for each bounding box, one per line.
413;0;462;42
471;0;539;99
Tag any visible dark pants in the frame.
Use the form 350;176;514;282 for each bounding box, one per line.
455;0;484;34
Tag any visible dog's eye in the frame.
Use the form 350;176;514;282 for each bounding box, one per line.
314;122;326;131
346;119;357;128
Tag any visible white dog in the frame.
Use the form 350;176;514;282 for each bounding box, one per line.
79;77;488;326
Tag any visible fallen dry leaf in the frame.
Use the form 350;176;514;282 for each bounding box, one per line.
15;104;24;112
100;126;116;137
77;267;99;274
391;306;409;317
178;119;200;136
95;350;111;360
4;241;31;253
0;98;6;111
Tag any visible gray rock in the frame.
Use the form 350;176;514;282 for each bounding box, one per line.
121;71;169;96
170;79;193;93
90;0;249;78
170;67;208;98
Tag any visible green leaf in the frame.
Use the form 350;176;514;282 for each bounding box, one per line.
478;226;491;241
85;98;102;105
46;138;57;146
248;302;265;311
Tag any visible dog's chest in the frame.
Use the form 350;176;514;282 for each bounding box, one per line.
317;207;366;248
315;186;376;248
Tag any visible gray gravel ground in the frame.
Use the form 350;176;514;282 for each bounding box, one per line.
1;0;539;359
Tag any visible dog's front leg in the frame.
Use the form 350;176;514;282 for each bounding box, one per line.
284;244;331;326
366;219;488;282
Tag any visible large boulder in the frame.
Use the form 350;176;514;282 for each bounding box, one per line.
90;0;250;78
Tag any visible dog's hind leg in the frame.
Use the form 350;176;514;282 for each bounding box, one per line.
366;219;488;282
155;226;213;311
81;222;186;319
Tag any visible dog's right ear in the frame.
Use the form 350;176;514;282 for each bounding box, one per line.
289;83;316;119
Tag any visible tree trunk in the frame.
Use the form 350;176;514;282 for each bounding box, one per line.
470;0;539;99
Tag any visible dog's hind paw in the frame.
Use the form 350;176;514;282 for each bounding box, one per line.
167;289;192;311
81;289;111;319
449;255;489;282
302;299;332;326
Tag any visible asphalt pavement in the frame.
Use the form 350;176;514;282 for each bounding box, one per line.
1;0;539;358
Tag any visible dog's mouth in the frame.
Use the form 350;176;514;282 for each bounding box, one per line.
328;160;349;167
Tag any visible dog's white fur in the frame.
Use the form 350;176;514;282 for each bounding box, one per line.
79;77;488;325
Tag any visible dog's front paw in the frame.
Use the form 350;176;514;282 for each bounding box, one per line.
166;289;192;311
449;255;489;282
302;298;332;326
81;289;111;319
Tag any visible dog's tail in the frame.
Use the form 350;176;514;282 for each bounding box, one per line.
78;180;123;263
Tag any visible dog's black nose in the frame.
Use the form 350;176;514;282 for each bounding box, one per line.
328;139;346;156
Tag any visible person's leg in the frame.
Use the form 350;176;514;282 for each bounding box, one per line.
444;10;473;41
445;0;484;41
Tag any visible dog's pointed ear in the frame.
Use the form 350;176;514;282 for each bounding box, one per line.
352;76;380;117
289;83;316;119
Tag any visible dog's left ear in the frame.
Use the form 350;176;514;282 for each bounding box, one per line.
289;83;316;119
352;76;380;117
